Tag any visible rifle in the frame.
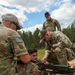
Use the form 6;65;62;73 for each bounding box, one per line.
37;62;75;75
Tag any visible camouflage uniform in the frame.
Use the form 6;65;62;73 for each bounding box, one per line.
0;24;28;75
16;62;38;75
45;31;75;65
43;18;61;31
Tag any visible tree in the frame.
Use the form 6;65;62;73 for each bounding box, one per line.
33;28;40;48
62;20;75;43
27;31;34;48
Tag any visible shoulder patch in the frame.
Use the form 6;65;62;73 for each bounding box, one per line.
15;37;23;43
57;35;62;39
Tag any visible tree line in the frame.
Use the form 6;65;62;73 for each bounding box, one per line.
18;20;75;49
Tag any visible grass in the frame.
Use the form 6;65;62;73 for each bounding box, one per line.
38;48;45;59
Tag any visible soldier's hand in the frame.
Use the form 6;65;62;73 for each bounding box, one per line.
41;57;47;63
44;61;49;65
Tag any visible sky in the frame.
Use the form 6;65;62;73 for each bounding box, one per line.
0;0;75;32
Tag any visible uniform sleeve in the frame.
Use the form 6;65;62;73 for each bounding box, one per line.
42;22;46;30
53;35;67;48
28;62;38;75
32;64;38;75
56;34;72;48
55;19;61;31
45;42;52;53
10;31;28;56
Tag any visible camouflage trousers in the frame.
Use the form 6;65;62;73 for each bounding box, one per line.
16;62;38;75
47;47;75;65
47;47;75;75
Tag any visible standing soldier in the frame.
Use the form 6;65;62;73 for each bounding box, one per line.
43;12;61;31
0;13;30;75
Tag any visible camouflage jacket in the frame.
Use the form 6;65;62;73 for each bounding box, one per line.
43;18;61;31
46;31;73;50
16;62;38;75
45;31;74;65
0;24;28;75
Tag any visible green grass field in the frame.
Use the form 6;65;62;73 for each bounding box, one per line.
38;48;45;59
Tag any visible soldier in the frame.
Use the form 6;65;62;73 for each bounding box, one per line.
0;13;30;75
42;12;61;31
38;30;75;65
27;48;42;75
27;48;38;63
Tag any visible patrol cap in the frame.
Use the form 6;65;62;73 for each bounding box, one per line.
2;13;23;30
38;30;47;43
44;12;50;17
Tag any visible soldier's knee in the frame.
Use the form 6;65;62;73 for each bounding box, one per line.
54;47;61;53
